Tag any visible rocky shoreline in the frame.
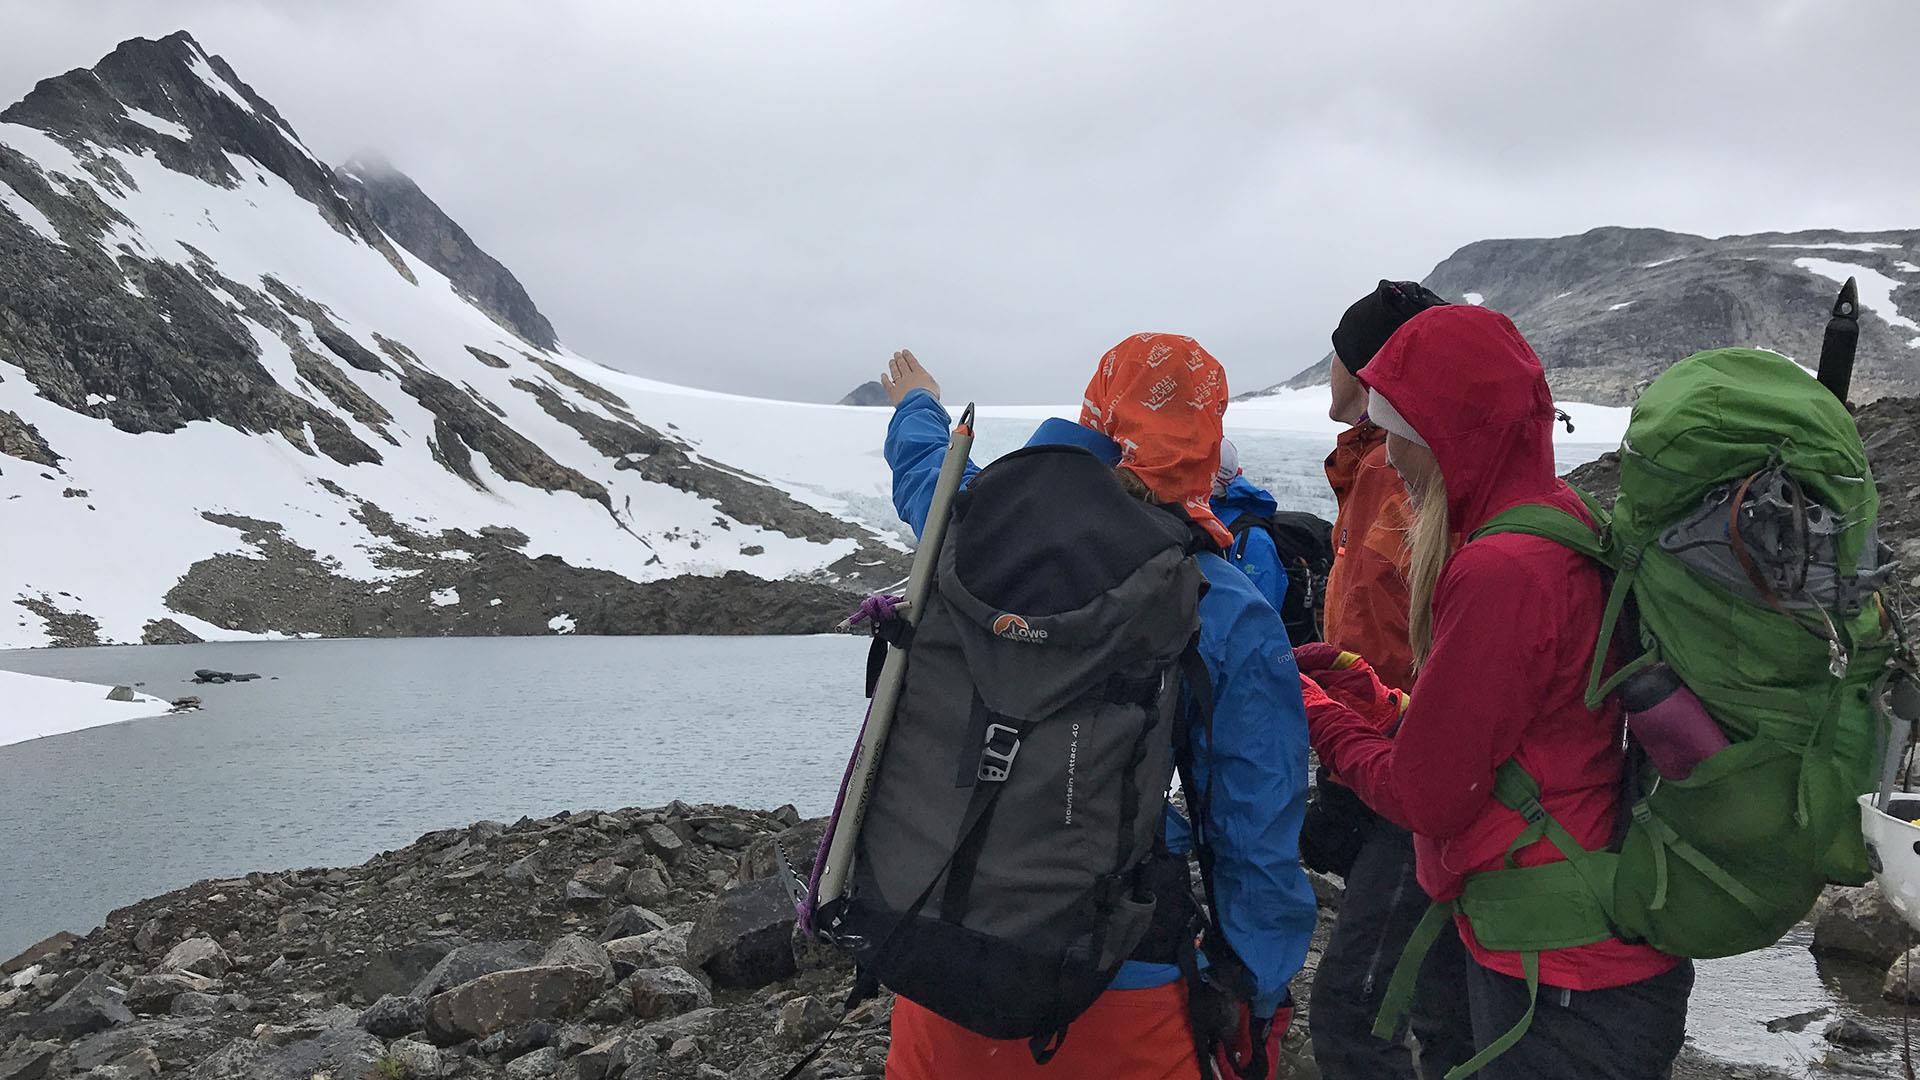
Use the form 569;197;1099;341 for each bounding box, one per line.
1;798;1874;1080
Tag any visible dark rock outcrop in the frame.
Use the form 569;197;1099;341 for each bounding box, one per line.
1258;226;1920;405
337;155;559;349
837;381;890;406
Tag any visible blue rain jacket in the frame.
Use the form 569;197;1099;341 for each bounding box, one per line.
1212;476;1291;614
883;390;1314;1013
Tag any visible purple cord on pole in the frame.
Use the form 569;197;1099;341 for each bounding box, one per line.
847;593;904;628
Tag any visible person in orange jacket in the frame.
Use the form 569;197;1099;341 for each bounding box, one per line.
1306;281;1474;1080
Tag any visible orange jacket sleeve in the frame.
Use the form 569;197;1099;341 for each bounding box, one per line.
1321;432;1415;696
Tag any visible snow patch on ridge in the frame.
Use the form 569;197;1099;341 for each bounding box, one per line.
121;105;191;142
0;182;63;246
1794;258;1920;335
1768;242;1902;253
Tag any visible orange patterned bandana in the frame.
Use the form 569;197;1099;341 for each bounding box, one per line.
1077;333;1232;548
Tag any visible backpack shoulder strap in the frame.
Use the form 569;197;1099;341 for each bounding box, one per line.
1469;495;1609;562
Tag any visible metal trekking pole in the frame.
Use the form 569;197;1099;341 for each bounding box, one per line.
813;403;976;922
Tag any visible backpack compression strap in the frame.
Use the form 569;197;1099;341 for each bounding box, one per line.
1370;760;1621;1080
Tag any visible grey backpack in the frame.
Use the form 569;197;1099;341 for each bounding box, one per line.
839;444;1210;1059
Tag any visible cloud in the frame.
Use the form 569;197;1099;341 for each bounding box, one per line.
3;0;1915;402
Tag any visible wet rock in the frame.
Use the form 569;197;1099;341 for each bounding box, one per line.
358;993;427;1037
1812;884;1911;967
160;937;230;978
541;934;615;987
688;877;798;990
1823;1016;1893;1050
506;1046;563;1076
628;966;712;1019
422;965;602;1045
599;905;670;944
1884;944;1920;1002
410;940;542;1000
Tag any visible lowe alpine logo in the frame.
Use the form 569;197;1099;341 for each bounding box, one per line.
992;613;1049;643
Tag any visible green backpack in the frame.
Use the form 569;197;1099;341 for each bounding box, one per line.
1377;348;1910;1078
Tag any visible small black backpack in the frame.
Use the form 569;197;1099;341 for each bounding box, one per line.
838;445;1214;1058
1228;511;1334;644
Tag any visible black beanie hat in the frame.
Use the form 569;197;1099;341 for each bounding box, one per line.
1331;280;1451;374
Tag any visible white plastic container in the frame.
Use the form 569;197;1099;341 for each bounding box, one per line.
1860;791;1920;933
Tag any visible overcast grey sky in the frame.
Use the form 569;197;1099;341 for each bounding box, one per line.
4;1;1917;402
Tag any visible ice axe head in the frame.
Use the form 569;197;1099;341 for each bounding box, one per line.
1815;277;1859;405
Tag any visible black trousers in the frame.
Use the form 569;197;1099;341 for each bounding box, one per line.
1309;824;1475;1079
1464;957;1694;1080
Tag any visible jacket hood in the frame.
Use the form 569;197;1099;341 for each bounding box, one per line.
1358;306;1560;534
1211;475;1278;523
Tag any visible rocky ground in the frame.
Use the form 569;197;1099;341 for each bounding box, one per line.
1;795;1877;1080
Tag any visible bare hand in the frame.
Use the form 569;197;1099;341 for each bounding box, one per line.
881;349;941;405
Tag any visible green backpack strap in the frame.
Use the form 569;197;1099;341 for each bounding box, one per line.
1471;494;1658;710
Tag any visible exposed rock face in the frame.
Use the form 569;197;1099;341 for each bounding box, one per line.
336;154;559;349
837;381;890;407
1259;226;1920;405
0;32;906;648
1811;885;1912;968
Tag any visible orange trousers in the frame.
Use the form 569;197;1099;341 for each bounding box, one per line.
886;983;1205;1080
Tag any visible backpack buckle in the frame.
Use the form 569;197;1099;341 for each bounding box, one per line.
978;723;1023;782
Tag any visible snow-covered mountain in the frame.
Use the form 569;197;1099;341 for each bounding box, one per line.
1258;225;1920;404
0;32;912;649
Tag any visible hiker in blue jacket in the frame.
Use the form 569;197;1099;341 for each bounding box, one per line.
1211;438;1291;613
880;345;1314;1080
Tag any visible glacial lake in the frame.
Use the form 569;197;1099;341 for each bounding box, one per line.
0;636;1906;1075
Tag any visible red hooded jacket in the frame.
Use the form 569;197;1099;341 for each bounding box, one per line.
1306;306;1678;991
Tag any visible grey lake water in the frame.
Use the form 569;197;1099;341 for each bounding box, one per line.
0;642;1909;1072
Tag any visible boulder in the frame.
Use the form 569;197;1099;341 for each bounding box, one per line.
1823;1016;1893;1050
3;973;133;1040
566;881;609;908
1;932;78;975
1812;884;1911;967
190;1023;384;1080
599;905;670;944
735;818;827;886
478;1020;558;1058
687;877;798;989
775;995;837;1047
0;1049;54;1080
385;1038;442;1076
627;966;712;1019
1885;944;1920;1002
605;923;695;977
160;937;230;978
694;819;762;850
505;852;545;884
572;1036;632;1080
358;993;427;1037
422;965;603;1045
634;1006;722;1052
107;685;136;702
574;858;630;895
410;940;542;1000
167;991;227;1016
132;920;163;956
504;1046;562;1078
124;972;217;1013
625;867;672;906
353;940;457;1003
642;823;688;865
540;934;615;987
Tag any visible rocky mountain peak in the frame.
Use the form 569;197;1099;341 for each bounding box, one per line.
1258;225;1920;405
336;152;561;349
2;31;407;270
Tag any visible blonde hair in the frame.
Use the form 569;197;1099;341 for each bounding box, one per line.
1406;470;1455;671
